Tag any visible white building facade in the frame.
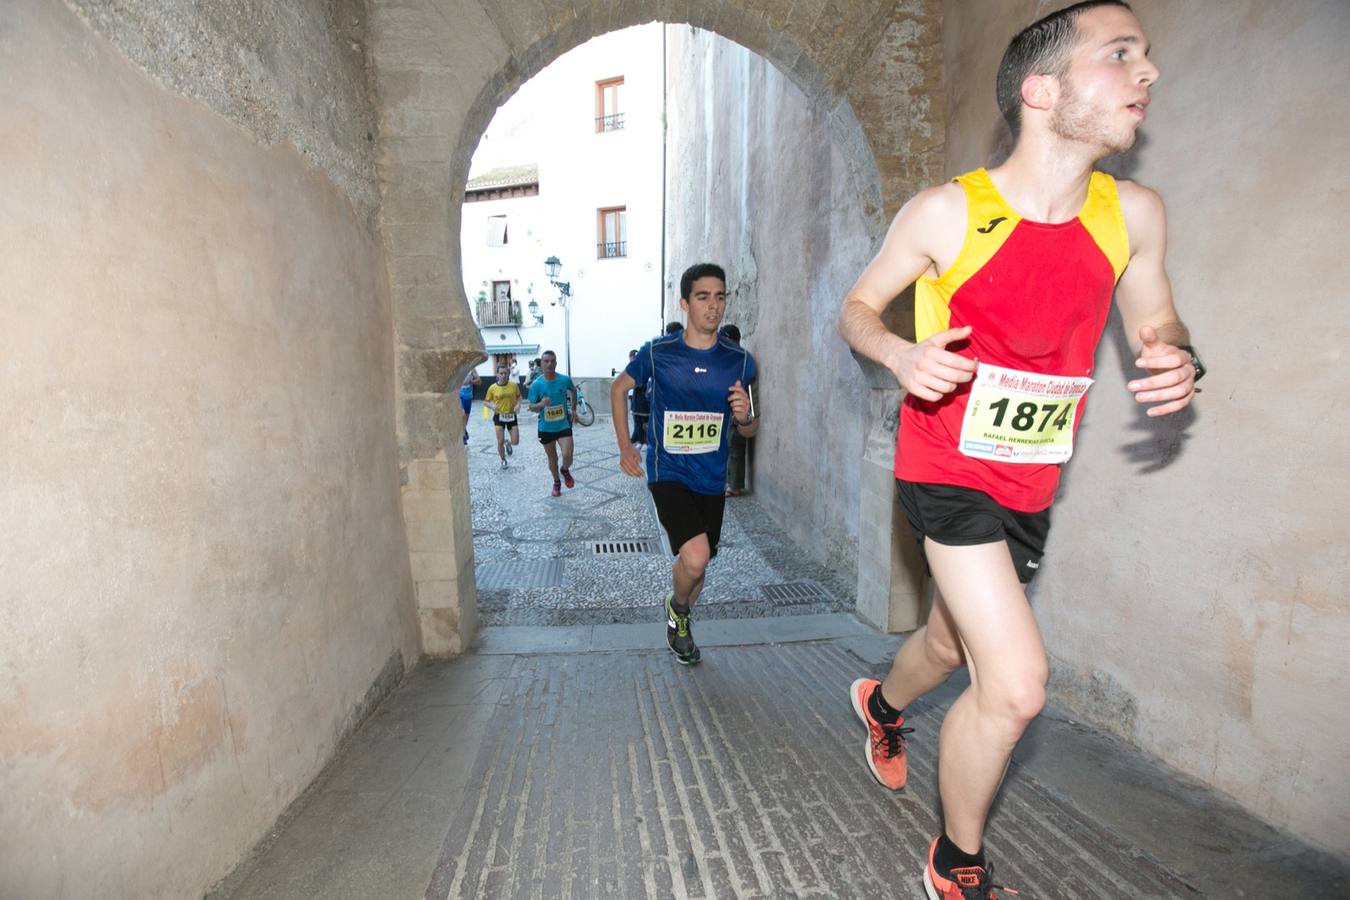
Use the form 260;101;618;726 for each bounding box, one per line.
461;23;667;383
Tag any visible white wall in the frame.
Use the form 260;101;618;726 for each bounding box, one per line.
461;191;556;374
463;23;667;379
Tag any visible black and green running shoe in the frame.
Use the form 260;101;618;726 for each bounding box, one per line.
664;591;701;665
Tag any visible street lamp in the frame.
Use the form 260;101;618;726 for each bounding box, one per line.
525;283;544;325
544;255;573;373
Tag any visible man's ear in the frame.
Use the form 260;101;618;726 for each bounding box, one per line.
1021;73;1057;115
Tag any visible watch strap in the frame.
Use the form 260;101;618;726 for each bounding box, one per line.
1178;344;1206;382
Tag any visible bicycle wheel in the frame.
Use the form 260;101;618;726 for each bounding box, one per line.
576;399;596;427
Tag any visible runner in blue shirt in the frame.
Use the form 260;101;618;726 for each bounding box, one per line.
527;350;578;498
609;263;759;665
457;369;479;446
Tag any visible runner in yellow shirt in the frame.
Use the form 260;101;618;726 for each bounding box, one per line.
484;363;522;469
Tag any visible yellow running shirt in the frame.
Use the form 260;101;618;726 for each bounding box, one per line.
484;382;521;419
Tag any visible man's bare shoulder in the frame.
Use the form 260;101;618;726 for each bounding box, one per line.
1115;179;1166;221
898;180;967;227
887;180;967;267
1114;179;1166;253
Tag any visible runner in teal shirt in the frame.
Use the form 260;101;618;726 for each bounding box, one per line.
526;350;577;497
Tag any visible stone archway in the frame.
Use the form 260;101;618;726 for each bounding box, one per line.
366;0;945;654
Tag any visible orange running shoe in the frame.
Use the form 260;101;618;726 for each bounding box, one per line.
848;678;912;790
923;836;1019;900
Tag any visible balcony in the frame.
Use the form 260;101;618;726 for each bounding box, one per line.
476;298;522;326
597;241;627;259
595;113;625;132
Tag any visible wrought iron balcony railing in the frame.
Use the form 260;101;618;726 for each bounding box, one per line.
476;299;522;326
595;113;625;132
597;241;627;259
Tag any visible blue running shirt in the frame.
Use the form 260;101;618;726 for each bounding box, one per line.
625;334;757;495
527;374;575;433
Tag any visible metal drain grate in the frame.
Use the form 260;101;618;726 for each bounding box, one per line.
591;539;656;556
760;581;831;606
476;559;564;590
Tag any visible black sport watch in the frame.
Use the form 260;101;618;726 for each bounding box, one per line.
1178;344;1206;383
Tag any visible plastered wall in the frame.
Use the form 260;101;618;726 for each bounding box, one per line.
941;0;1350;857
661;9;944;606
0;1;420;895
663;26;882;580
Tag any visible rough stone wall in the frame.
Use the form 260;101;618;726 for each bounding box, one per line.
660;9;943;621
369;0;945;645
942;0;1350;857
662;26;880;584
68;0;380;221
0;1;419;896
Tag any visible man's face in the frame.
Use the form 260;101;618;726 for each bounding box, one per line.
680;277;727;334
496;367;509;384
1050;6;1159;155
541;354;557;376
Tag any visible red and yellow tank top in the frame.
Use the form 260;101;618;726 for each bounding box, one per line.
895;167;1130;512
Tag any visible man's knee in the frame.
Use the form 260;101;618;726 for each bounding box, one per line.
979;669;1047;727
677;539;710;578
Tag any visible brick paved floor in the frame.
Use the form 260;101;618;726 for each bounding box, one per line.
213;626;1350;900
424;644;1192;900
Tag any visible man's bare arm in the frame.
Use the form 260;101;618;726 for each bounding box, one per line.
610;373;643;476
837;184;978;401
1116;182;1196;417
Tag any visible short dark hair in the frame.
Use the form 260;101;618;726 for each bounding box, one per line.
719;324;741;343
542;350;556;359
996;1;1132;137
679;263;727;300
665;321;684;335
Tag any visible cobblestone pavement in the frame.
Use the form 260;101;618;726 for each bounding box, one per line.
466;406;851;626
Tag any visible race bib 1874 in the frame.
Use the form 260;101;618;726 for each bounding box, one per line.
958;364;1093;464
663;411;723;455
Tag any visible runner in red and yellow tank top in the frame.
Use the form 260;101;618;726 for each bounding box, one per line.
897;166;1130;513
835;3;1204;896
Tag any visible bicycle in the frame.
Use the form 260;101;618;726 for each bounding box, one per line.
573;384;596;427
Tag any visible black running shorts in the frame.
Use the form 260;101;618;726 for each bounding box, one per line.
896;480;1050;585
538;428;573;445
493;414;519;429
649;481;725;558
